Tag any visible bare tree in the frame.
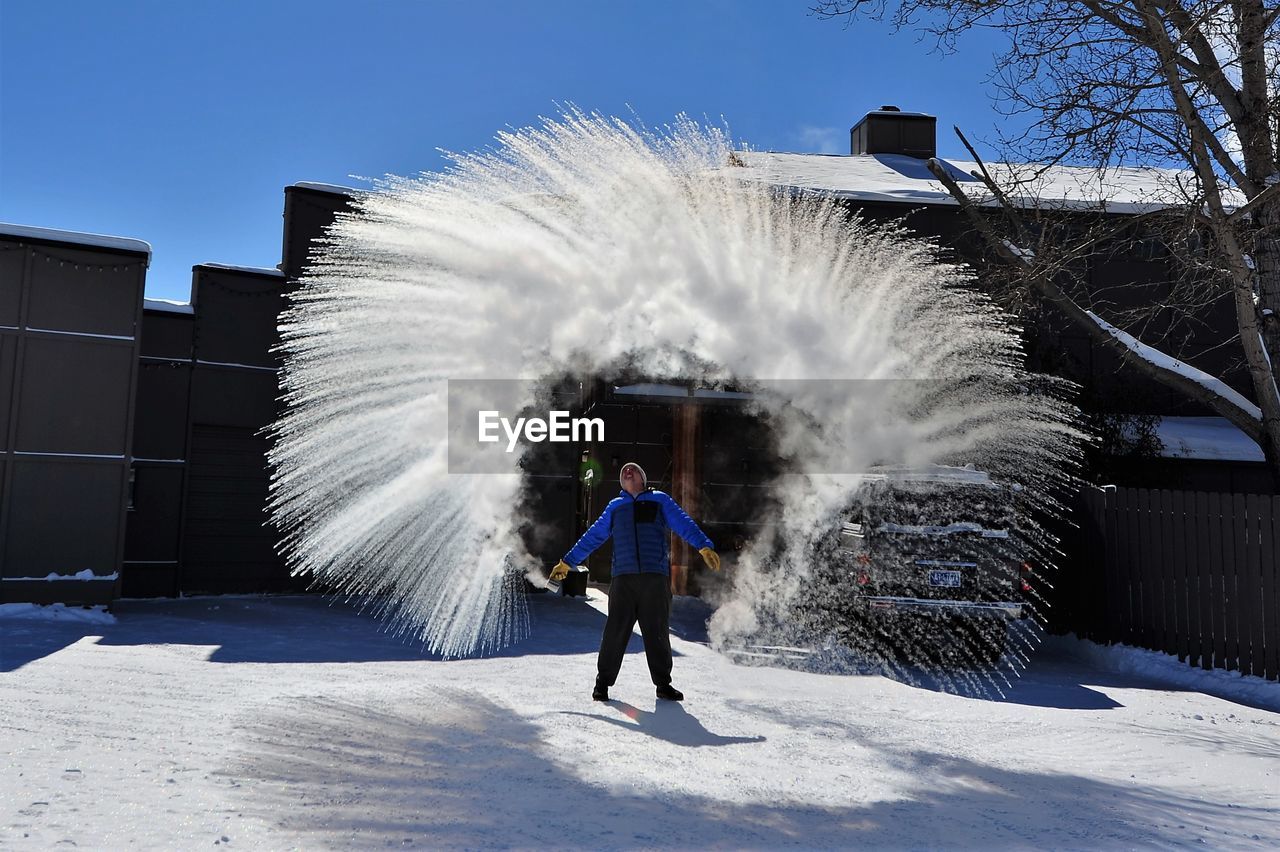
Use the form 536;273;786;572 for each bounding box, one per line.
815;0;1280;478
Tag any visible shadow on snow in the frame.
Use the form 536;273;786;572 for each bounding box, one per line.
219;688;1274;849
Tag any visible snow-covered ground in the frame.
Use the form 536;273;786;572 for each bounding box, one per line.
2;591;1277;850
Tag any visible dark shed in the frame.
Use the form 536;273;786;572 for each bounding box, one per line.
122;299;194;597
123;263;304;596
0;224;149;605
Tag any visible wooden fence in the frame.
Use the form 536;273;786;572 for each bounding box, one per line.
1071;486;1278;681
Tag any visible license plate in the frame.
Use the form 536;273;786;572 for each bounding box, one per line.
928;569;961;588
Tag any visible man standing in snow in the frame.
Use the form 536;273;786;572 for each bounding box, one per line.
551;462;721;702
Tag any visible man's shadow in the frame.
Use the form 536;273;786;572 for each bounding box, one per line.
559;700;766;748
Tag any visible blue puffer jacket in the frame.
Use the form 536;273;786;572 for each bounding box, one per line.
564;489;713;577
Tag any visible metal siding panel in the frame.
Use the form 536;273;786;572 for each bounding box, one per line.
122;464;184;598
0;579;115;606
192;268;285;368
132;361;192;459
0;334;15;449
123;465;184;560
140;310;194;359
14;336;134;454
282;187;355;278
633;404;671;447
597;401;637;444
2;458;124;577
0;243;23;326
188;365;280;427
26;247;141;337
180;425;291;594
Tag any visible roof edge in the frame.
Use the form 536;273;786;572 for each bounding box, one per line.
0;222;152;258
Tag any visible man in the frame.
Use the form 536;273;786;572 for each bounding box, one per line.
551;462;721;702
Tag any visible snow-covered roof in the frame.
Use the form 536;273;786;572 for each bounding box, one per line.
736;152;1217;214
1155;416;1265;463
143;298;194;315
0;222;151;257
291;181;363;196
196;262;284;277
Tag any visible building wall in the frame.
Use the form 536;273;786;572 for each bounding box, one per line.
123;264;306;596
0;235;146;604
180;264;297;594
282;185;357;278
122;307;193;596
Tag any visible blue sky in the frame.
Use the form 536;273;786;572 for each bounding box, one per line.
1;1;1011;302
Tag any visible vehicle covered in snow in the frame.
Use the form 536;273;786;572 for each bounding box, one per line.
814;465;1032;665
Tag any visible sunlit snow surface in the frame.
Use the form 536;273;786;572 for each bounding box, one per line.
268;112;1082;672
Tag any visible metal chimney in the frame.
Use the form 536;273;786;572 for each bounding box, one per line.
850;106;937;158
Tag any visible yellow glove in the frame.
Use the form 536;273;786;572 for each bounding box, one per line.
699;547;721;572
550;560;570;582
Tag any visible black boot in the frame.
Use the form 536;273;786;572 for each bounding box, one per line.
592;683;609;701
656;684;683;701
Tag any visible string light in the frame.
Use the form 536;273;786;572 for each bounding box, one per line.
18;245;144;273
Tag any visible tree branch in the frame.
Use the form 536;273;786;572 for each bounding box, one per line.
927;155;1266;442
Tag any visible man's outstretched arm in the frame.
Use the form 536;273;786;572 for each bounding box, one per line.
655;492;713;550
655;492;720;572
563;501;617;566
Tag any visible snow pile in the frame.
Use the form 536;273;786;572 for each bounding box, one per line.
1050;634;1280;713
1153;416;1266;462
3;569;119;582
143;297;194;315
269;111;1081;662
0;602;116;624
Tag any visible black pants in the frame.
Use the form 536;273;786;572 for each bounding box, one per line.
597;572;672;688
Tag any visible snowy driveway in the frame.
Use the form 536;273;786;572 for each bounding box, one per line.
2;592;1278;850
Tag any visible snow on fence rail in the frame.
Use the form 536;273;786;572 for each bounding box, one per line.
1070;485;1279;681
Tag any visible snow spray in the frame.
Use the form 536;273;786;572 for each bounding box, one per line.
267;111;1083;687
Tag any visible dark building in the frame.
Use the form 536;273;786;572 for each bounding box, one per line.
4;109;1267;608
0;224;149;605
124;263;298;597
2;181;360;605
